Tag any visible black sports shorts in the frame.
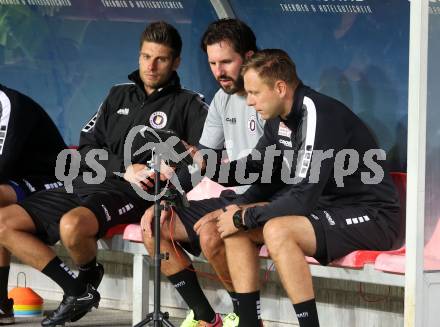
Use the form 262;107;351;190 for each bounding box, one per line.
4;176;63;202
307;206;398;265
19;187;151;245
174;190;237;256
177;196;398;265
174;188;289;256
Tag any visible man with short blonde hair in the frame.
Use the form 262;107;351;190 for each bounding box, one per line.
216;49;400;327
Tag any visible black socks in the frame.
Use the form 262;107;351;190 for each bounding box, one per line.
293;299;320;327
77;257;102;288
167;266;216;322
228;291;239;315
236;291;261;327
41;257;86;297
0;266;9;303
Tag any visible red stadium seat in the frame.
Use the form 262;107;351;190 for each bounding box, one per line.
123;223;143;243
374;218;440;274
373;251;405;274
104;224;129;239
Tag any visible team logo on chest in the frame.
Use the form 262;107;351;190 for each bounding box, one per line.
149;111;167;129
248;115;257;134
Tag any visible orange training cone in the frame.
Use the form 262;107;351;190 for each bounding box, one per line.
7;272;43;317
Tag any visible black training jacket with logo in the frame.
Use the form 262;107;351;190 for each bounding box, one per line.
74;70;208;194
231;84;400;237
0;84;66;181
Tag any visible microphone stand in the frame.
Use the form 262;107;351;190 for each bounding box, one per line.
134;147;189;327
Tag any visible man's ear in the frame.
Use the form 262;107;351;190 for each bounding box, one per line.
275;80;287;97
244;50;254;60
172;56;181;70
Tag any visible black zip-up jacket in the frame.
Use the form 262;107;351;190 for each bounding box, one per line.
231;84;400;237
0;84;66;181
74;70;207;194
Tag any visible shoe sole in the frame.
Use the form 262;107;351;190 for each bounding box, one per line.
41;300;100;326
0;317;15;325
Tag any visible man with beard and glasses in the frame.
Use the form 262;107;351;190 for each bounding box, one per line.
0;21;207;326
141;19;264;326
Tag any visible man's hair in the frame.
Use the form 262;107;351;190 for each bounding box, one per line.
242;49;299;86
140;21;182;58
201;18;257;56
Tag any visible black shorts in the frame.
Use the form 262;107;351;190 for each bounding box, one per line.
175;187;292;256
19;187;151;245
174;190;237;256
4;176;63;202
307;206;398;265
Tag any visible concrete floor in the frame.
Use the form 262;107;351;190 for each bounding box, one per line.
11;300;183;327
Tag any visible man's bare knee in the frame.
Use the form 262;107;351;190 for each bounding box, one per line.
199;223;223;260
263;217;316;257
60;208;98;246
142;221;172;249
0;185;17;207
263;218;293;256
223;231;253;250
0;213;10;240
142;230;154;251
0;205;35;241
60;214;82;238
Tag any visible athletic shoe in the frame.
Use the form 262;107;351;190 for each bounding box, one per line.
40;284;100;326
71;263;104;322
223;313;239;327
0;298;14;325
180;310;222;327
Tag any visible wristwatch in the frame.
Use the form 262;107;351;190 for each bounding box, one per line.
232;209;248;231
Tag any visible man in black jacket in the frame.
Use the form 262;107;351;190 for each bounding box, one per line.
0;84;66;325
0;22;207;326
141;19;262;326
215;50;400;327
0;85;66;205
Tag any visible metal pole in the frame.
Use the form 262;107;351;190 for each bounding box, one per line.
154;151;161;327
405;1;429;326
209;0;236;18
